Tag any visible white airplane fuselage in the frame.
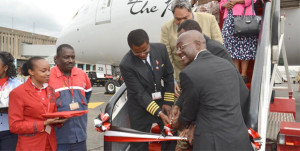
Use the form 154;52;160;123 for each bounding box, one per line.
56;0;300;66
56;0;174;66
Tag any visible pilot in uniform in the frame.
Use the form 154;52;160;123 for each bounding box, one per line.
120;29;175;151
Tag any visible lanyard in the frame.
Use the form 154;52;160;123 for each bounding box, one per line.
0;82;9;100
38;88;50;114
0;82;8;91
63;76;74;103
145;56;159;92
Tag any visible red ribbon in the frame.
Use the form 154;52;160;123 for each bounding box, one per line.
95;113;263;146
248;128;262;150
104;136;184;142
94;113;186;142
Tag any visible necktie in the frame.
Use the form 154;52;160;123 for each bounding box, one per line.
145;60;155;83
145;60;152;72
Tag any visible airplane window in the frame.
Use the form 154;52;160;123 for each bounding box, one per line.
95;0;112;24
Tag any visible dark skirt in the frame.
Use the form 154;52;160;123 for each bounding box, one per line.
222;10;258;60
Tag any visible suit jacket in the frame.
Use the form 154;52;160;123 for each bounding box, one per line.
120;43;174;125
205;35;250;122
161;12;223;83
9;78;57;151
178;51;252;151
205;35;232;64
176;35;250;123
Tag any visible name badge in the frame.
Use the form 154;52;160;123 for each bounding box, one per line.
69;102;80;110
152;92;162;100
45;125;51;135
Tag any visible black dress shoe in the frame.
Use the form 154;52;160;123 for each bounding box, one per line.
242;76;248;83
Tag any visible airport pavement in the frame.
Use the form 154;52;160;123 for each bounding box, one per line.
87;86;112;151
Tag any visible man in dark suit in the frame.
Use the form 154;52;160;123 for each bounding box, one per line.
174;20;250;123
120;29;175;151
172;30;252;150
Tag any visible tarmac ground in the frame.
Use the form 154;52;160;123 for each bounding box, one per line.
87;86;111;151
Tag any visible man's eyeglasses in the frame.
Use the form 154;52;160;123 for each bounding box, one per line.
176;40;198;53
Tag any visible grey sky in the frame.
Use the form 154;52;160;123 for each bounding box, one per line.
0;0;86;38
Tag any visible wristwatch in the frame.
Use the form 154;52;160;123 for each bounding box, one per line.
157;111;162;117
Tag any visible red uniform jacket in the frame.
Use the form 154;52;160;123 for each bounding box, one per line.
8;78;57;151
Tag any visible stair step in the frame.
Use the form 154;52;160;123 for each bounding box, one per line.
267;112;295;141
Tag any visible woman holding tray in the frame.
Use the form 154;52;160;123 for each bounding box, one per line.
9;57;67;151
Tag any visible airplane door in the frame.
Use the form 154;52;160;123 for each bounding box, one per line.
95;0;112;24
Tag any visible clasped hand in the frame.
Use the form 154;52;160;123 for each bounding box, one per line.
160;104;172;125
161;105;195;146
223;0;237;10
160;104;180;126
180;124;195;146
170;105;180;129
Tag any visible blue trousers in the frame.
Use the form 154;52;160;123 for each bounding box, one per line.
57;140;87;151
0;130;18;151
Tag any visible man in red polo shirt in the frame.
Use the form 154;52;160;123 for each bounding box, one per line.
49;44;92;151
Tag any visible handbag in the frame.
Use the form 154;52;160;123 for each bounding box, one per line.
234;0;261;36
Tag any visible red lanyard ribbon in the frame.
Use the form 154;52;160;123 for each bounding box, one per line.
38;88;50;114
0;82;8;91
63;76;74;102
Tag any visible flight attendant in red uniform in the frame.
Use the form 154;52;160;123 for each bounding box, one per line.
8;57;68;151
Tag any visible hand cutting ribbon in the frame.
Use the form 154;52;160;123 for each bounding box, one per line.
164;124;174;136
94;113;186;142
94;113;261;146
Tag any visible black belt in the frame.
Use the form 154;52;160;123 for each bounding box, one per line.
0;107;8;113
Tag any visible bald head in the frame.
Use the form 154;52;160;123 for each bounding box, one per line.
177;30;206;50
176;30;206;66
